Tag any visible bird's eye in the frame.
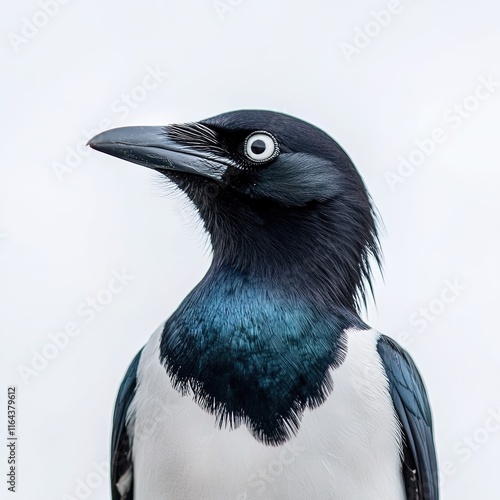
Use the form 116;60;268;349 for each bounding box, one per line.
244;131;279;163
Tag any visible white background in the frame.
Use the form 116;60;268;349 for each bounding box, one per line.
2;1;499;499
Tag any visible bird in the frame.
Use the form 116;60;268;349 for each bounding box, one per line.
88;110;439;500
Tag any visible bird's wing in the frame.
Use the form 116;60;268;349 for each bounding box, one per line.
111;349;143;500
377;335;439;500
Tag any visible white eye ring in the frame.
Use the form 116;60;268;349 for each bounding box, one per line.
244;131;279;163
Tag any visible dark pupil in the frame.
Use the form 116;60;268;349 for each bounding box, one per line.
250;139;266;155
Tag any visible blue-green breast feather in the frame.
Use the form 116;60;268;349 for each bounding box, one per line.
160;267;362;445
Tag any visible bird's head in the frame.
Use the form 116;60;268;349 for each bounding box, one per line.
89;110;381;312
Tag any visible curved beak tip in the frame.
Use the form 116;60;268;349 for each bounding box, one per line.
86;137;99;149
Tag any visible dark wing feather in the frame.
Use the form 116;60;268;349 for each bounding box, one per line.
111;349;143;500
377;335;439;500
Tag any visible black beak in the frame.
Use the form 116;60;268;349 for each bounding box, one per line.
88;126;230;182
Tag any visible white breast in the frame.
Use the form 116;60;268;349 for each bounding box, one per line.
128;325;405;500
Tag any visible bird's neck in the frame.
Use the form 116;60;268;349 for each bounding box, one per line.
209;229;364;313
160;266;363;444
198;192;378;313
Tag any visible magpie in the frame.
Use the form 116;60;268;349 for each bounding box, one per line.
89;110;438;500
